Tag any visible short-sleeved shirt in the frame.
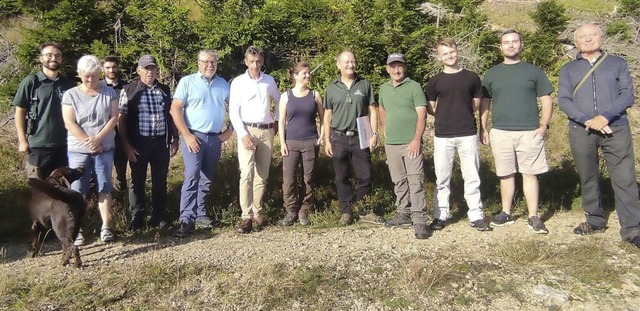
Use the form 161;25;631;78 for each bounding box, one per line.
426;69;481;137
481;62;554;130
323;75;375;132
12;71;75;148
174;73;229;134
379;77;426;144
62;85;117;153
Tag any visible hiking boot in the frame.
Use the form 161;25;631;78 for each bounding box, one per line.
430;218;447;230
470;219;491;232
279;211;298;226
174;222;194;238
195;216;215;229
236;218;252;234
414;223;431;240
573;222;606;235
359;212;385;225
384;213;412;228
298;207;311;226
253;215;269;231
490;211;515;227
527;216;549;234
339;213;352;226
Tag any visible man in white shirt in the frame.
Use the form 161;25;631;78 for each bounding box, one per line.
229;46;280;234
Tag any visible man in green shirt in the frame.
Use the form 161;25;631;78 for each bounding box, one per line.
378;53;430;239
13;42;75;179
480;30;554;234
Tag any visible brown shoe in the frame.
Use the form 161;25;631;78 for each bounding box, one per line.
298;207;311;226
339;213;352;226
236;218;252;234
253;215;269;231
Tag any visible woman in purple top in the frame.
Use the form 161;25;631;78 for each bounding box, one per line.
278;62;325;226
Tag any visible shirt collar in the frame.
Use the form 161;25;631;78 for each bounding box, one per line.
385;77;411;87
36;70;58;82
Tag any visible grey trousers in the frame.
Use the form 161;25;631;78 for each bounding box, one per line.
569;124;640;240
385;144;428;224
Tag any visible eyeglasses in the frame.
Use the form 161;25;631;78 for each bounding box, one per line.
198;60;217;65
41;53;62;59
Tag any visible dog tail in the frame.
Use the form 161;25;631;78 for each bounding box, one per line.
28;178;86;206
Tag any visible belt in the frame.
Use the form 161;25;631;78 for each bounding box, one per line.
332;129;358;136
244;122;273;129
193;130;220;136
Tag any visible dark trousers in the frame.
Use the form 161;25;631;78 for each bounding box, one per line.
27;146;68;179
113;131;128;192
129;137;170;222
330;133;372;214
282;139;318;212
569;124;640;240
178;131;221;225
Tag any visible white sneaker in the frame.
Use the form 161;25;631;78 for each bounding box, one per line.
74;229;85;246
100;227;114;242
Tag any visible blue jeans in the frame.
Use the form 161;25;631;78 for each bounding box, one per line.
68;149;114;195
178;131;222;225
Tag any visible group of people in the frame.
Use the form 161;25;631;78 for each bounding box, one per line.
13;23;640;247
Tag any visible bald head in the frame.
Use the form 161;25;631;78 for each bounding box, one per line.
336;50;356;78
574;23;604;55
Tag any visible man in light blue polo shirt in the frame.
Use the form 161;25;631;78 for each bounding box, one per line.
170;49;232;237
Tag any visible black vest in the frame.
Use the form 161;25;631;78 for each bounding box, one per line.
121;79;174;147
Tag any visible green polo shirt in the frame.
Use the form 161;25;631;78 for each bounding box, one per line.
379;77;426;145
481;62;554;130
12;71;75;148
323;75;375;131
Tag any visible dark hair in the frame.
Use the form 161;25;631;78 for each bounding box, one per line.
245;45;264;58
101;56;120;66
500;29;521;41
39;41;62;54
288;62;310;81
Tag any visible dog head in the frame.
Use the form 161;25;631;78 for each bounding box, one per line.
45;166;85;188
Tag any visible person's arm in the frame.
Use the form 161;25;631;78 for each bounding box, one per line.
407;106;426;158
324;109;333;157
557;66;589;125
479;98;491;145
278;92;288;156
378;104;386;140
229;79;255;150
427;100;437;115
315;91;325;146
62;104;90;145
170;98;200;153
535;94;553;138
92;98;119;147
14;107;29;153
165;90;179;157
596;60;634;125
117;90;138;162
368;104;378;150
472;97;481;112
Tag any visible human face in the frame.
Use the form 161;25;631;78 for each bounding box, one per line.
386;62;406;84
40;46;62;71
294;67;311;86
102;61;119;80
137;65;157;87
244;53;263;77
499;33;523;59
574;24;603;55
198;53;218;79
436;45;458;67
79;70;101;91
336;51;356;78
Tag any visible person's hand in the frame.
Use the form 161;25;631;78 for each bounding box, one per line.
368;134;378;150
585;115;609;132
124;143;139;162
281;143;289;157
480;128;490;145
84;136;100;151
325;141;333;157
184;132;201;153
272;122;278;136
169;139;179;157
534;126;547;139
600;125;613;135
407;139;421;158
91;144;103;155
220;130;233;142
18;139;30;153
242;135;256;150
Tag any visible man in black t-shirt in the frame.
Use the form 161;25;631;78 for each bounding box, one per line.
425;38;490;232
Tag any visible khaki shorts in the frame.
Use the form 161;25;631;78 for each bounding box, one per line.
489;129;548;177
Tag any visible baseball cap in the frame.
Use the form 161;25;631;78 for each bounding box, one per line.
386;53;405;65
138;55;157;68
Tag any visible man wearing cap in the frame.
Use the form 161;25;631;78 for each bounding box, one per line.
171;49;232;238
118;55;178;231
426;39;490;232
101;56;129;193
378;53;430;239
323;50;379;226
229;46;280;234
13;41;75;179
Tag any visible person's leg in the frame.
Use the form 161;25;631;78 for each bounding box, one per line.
601;125;640;240
179;134;204;225
403;146;428;224
149;140;170;224
282;139;302;214
457;135;483;221
385;144;411;215
196;134;221;220
238;129;257;219
569;125;605;227
330;134;353;214
351;136;372;205
251;128;274;217
112;133;128;193
128;141;150;222
499;174;516;214
94;150;114;231
299;139;317;212
489;129;518;215
521;173;539;217
67;151;92;195
433;136;456;221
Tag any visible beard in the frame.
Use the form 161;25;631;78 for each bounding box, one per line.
42;61;60;71
104;72;118;80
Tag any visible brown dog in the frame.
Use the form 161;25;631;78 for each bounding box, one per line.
27;166;86;268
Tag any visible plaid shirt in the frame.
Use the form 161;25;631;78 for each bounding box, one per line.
119;84;166;137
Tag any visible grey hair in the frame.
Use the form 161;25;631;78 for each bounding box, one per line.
574;23;604;42
198;49;219;61
77;55;101;75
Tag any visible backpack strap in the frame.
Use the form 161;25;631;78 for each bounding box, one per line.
573;53;608;98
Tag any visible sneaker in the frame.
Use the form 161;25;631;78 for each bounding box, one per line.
195;217;214;229
573;222;606;235
414;223;431;239
74;229;85;246
279;211;298;226
384;213;412;228
298;208;311;226
430;218;447;230
470;219;491;232
527;216;549;234
490;212;515;227
100;227;115;242
359;212;385;225
339;213;352;226
174;222;194;238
